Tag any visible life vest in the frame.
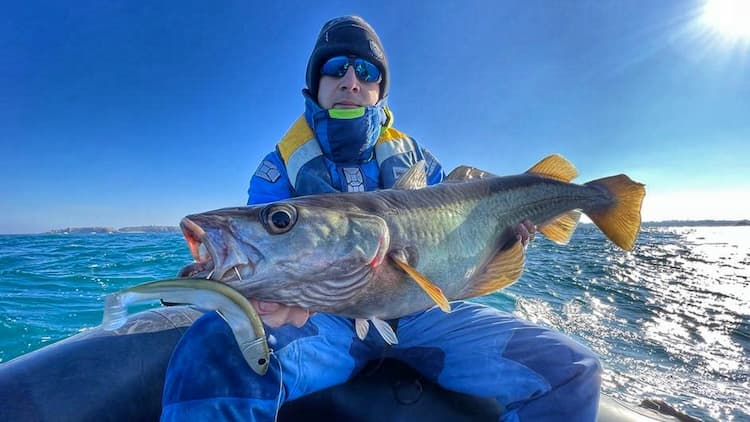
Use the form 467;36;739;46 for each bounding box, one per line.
275;114;428;196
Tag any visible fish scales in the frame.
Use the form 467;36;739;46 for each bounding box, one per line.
372;175;595;297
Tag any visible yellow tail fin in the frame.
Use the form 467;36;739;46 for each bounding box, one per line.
585;175;646;251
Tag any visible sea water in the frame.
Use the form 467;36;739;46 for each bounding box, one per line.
0;227;747;421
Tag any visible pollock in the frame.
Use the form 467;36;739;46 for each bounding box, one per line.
178;154;645;344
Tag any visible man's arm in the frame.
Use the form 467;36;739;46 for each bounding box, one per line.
419;146;445;186
247;152;294;205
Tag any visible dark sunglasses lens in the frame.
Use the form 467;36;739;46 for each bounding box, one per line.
321;56;381;82
321;56;350;77
353;59;380;82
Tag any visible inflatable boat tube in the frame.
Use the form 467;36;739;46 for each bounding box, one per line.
0;307;682;421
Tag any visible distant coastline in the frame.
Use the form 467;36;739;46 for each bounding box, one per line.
46;225;180;234
40;220;749;235
641;219;749;227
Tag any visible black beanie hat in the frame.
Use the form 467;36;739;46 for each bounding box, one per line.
306;16;389;100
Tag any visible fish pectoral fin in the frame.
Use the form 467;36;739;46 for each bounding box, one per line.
525;154;578;182
371;318;398;345
355;318;370;340
461;240;526;298
393;160;428;190
389;253;451;312
538;210;582;245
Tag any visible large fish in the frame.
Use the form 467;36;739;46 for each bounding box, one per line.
178;154;645;343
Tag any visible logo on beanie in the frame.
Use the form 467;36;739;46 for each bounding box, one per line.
369;39;384;60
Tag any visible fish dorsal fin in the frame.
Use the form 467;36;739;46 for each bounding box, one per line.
539;210;582;245
389;251;451;312
371;318;398;345
460;240;526;298
526;154;578;183
393;160;427;190
445;165;498;182
355;318;370;340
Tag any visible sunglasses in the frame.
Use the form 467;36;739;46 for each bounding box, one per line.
320;56;381;83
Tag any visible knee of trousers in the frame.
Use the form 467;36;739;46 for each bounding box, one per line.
501;323;602;389
163;312;284;404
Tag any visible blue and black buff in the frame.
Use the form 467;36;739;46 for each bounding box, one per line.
302;90;388;164
306;15;389;100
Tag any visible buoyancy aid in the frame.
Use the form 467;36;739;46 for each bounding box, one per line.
275;92;438;196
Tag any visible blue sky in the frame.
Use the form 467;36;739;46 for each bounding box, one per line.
2;1;749;234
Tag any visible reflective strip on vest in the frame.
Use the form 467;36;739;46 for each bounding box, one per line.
342;167;365;192
285;138;323;186
374;136;417;167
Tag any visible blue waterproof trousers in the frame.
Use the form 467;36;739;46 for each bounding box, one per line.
161;301;601;421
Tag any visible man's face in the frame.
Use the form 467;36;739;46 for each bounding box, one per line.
317;65;380;109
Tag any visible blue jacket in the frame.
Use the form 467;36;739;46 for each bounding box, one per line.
247;109;444;204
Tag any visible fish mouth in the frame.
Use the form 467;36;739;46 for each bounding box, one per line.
178;217;257;283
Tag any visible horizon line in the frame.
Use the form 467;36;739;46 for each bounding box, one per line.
1;218;748;235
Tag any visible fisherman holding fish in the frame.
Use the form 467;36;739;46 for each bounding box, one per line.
161;16;603;421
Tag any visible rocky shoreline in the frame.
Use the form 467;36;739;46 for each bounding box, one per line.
47;225;180;234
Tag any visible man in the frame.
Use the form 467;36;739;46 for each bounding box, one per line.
161;16;601;421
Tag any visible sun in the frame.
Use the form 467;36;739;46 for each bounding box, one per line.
702;0;750;41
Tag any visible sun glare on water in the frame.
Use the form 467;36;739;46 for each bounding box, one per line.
702;0;750;41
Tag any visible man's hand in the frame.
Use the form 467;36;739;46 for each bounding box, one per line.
250;299;312;328
515;219;536;247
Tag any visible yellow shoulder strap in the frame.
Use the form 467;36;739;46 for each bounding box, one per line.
377;126;410;144
277;114;315;164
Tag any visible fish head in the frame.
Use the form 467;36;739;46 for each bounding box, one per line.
178;199;390;307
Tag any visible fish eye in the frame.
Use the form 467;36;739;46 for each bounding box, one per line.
261;204;297;234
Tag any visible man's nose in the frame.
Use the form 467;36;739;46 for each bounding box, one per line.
338;66;360;91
